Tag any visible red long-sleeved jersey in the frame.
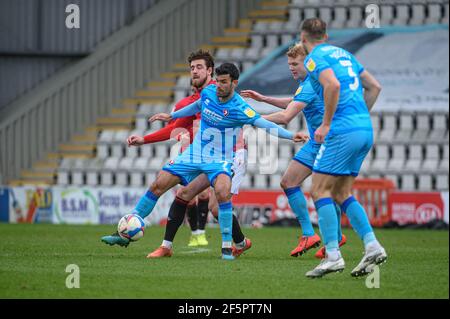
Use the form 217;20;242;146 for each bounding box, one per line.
143;80;216;145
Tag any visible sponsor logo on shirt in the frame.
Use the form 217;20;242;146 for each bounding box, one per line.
223;109;229;117
244;108;256;118
306;58;316;72
295;86;303;96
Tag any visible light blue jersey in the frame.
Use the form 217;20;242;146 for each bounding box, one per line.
162;84;262;186
293;75;324;140
292;76;324;170
183;84;260;164
304;43;372;135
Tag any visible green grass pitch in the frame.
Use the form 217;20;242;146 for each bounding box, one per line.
0;224;448;299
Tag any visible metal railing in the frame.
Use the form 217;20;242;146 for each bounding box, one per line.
0;0;263;183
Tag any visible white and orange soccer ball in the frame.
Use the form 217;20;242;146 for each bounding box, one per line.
117;214;145;241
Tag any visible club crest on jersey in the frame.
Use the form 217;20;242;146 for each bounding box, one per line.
168;160;175;165
244;108;256;118
223;109;229;117
295;86;303;96
306;58;316;72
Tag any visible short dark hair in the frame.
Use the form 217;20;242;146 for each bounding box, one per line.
215;63;240;81
301;18;327;42
188;49;215;72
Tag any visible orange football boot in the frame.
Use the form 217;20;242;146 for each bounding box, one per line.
146;246;173;258
290;233;321;257
231;238;252;257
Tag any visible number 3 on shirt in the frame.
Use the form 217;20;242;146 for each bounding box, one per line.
339;60;359;91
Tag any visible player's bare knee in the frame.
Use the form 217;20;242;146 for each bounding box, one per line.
149;182;163;197
214;188;230;203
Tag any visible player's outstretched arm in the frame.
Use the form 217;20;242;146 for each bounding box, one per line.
315;69;340;143
360;70;382;112
149;100;202;123
253;117;308;143
262;101;305;125
241;90;292;109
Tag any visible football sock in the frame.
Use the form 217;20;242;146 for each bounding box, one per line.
341;196;377;248
315;198;339;255
232;214;245;244
186;204;198;232
162;240;173;249
218;202;233;249
163;197;189;242
284;187;315;237
197;198;209;231
133;191;159;219
335;202;343;242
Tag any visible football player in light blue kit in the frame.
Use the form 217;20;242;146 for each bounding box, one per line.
299;18;387;278
120;63;308;260
241;43;346;259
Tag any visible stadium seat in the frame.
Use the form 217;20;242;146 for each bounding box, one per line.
175;76;191;90
395;113;414;142
303;7;318;20
380;4;395;25
330;7;347;29
240;174;251;189
393;4;410;26
371;144;389;172
425;3;443;24
418;174;433;191
254;174;268;189
230;48;246;60
269;174;282;189
277;158;290;174
97;130;115;159
266;34;280;49
404;144;423;172
318;7;333;25
149;158;165;171
384;174;399;188
116;158;134;186
347;6;363;28
245;47;261;61
411;113;430;143
370;114;380;142
281;34;295;46
443;2;449;24
101;157;120;186
400;174;416;191
154;144;168;159
422;144;440;173
429;113;448;142
387;144;406;173
378;113;397;143
111;130;129;158
438;145;449;171
435;174;449;191
57;170;70;186
410;3;426;25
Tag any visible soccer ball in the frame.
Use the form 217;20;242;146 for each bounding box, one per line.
117;214;145;241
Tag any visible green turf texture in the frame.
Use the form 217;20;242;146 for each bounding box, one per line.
0;224;448;299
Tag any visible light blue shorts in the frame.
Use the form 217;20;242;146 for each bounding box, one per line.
293;140;322;170
162;159;233;187
313;130;373;177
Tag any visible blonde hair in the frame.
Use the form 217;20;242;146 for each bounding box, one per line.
286;43;307;58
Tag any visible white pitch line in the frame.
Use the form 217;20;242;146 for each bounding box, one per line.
178;248;211;254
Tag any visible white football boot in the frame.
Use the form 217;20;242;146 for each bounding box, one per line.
306;254;345;278
351;245;388;277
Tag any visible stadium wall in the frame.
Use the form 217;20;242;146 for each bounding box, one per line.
0;186;448;228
